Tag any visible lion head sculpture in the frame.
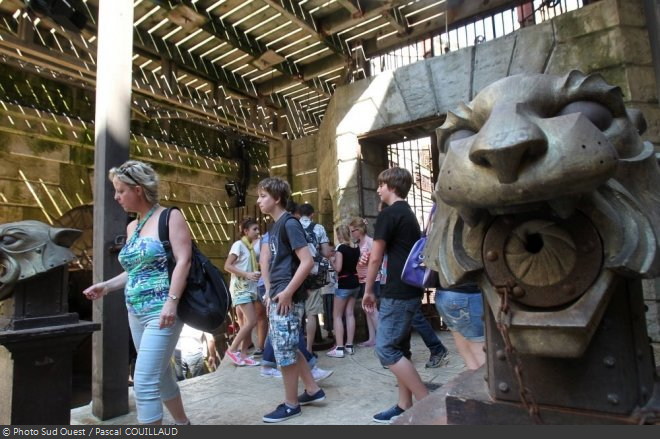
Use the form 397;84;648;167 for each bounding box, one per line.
0;220;81;301
425;70;660;357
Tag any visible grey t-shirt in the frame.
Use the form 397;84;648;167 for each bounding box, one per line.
268;213;309;301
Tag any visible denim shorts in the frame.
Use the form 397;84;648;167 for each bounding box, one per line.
335;287;359;300
375;297;420;366
434;291;485;342
358;281;380;298
268;301;305;367
231;288;258;306
257;284;267;303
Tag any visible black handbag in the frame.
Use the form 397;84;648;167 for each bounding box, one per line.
158;207;232;332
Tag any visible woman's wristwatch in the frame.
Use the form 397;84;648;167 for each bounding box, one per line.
168;294;178;301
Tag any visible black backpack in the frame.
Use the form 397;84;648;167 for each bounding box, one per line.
302;221;331;290
158;207;232;332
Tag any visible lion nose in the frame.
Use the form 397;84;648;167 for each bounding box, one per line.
469;104;547;184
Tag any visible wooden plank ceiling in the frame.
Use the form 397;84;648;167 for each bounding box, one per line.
0;0;524;143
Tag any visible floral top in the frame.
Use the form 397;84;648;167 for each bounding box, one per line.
118;208;169;315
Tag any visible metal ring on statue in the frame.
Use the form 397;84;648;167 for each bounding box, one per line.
482;211;603;308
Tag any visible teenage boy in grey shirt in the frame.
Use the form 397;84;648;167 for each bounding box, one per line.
257;177;327;423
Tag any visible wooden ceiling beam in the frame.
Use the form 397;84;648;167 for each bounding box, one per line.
382;7;409;36
0;29;281;140
336;0;362;17
319;0;409;36
261;0;349;57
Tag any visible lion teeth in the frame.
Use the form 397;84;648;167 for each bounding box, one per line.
547;196;581;219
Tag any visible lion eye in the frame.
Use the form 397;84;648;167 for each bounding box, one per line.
556;101;613;131
0;235;18;246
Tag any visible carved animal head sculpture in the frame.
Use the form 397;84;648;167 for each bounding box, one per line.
425;70;660;357
0;220;81;301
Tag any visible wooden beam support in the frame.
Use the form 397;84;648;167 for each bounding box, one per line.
91;0;132;421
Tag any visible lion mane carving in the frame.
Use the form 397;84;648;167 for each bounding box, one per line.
0;220;81;301
425;70;660;357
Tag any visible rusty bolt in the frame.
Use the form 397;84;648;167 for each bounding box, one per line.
606;393;619;405
512;286;525;298
486;250;499;262
603;355;616;368
496;349;506;360
498;382;510;393
562;284;576;296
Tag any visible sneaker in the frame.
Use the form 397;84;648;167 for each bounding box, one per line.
298;388;326;406
372;405;405;424
345;344;355;355
225;350;244;366
260;367;282;378
326;347;345;358
263;403;301;423
425;349;449;368
242;356;261;366
311;366;333;382
252;349;264;357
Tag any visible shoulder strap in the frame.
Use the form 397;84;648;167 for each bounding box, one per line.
279;213;298;248
158;206;181;244
422;204;437;237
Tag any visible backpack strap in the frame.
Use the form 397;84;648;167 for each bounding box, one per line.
277;213;299;250
304;221;316;233
157;206;181;245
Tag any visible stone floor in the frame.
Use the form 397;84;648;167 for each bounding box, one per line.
71;332;660;425
71;330;465;425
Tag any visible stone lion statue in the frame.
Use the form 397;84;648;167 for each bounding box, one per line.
0;220;81;301
425;70;660;358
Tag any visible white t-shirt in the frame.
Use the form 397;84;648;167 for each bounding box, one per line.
228;239;258;294
176;324;205;357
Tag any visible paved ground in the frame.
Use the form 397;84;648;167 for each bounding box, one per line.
71;330;465;425
71;332;660;425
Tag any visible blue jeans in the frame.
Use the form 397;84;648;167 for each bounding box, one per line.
375;297;421;366
411;307;447;356
128;312;183;424
261;332;316;369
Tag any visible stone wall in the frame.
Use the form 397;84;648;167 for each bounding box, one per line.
276;0;660;341
0;100;269;270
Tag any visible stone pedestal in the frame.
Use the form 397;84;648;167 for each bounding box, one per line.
0;321;99;424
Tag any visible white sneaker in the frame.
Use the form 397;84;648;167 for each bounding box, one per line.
311;366;333;382
260;367;282;378
326;347;345;358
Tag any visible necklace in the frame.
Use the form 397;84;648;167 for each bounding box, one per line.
136;204;159;231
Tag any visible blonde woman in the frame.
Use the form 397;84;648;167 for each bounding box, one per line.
327;224;361;358
83;160;191;425
349;217;381;347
